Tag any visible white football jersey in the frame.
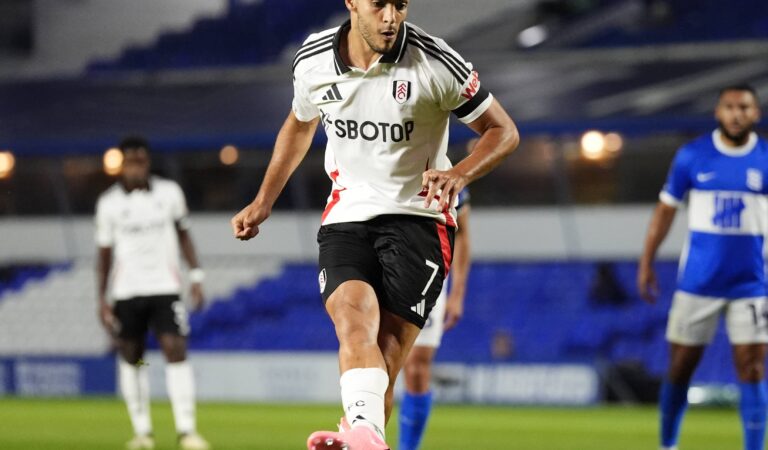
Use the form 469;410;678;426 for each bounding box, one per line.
292;21;493;227
95;176;190;300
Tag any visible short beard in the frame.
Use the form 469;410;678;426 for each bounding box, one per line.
357;21;390;54
718;123;752;145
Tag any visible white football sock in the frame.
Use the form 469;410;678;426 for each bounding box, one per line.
119;359;152;436
166;361;197;435
340;367;389;439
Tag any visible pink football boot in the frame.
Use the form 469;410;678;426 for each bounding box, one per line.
307;424;389;450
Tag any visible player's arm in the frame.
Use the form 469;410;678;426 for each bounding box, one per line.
637;202;677;303
422;99;519;210
177;226;205;311
444;205;471;331
638;146;690;303
231;111;320;240
96;245;116;333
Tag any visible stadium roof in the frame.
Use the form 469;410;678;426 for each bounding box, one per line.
3;40;768;155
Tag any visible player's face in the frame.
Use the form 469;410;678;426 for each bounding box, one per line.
351;0;408;54
715;90;761;143
121;148;150;186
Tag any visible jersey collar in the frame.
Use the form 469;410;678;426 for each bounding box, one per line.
332;20;409;75
712;129;758;157
120;177;153;193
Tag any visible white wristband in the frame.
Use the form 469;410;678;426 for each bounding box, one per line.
189;268;205;283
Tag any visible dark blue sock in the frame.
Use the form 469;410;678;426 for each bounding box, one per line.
398;391;433;450
739;381;767;450
660;381;689;448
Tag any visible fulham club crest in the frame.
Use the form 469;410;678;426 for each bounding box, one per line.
318;268;327;294
393;80;411;104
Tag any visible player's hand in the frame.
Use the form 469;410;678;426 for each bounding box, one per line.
421;168;468;212
98;299;118;335
190;283;205;311
637;263;659;304
231;200;271;241
444;293;465;331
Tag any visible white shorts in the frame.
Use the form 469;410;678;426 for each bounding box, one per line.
413;287;447;348
666;291;768;345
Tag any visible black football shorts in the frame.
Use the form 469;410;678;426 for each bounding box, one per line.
113;295;189;339
317;215;455;328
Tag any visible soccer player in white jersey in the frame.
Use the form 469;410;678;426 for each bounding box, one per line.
230;1;519;448
398;186;469;450
96;137;210;450
638;85;767;450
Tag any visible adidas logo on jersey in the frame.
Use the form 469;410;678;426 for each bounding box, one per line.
322;83;343;102
411;299;426;317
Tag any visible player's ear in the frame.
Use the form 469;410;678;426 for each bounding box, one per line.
345;0;356;13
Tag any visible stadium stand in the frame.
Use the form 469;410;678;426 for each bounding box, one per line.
87;0;347;72
1;259;702;379
570;0;768;48
128;260;729;384
0;258;280;355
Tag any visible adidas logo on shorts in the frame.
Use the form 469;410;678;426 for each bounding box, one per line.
411;299;426;317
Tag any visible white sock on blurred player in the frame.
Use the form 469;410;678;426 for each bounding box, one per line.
119;359;152;436
166;361;197;434
340;368;388;439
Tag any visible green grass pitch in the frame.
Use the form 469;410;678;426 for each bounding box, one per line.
0;398;743;449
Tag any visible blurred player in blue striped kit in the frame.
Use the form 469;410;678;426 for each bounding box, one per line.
638;84;767;450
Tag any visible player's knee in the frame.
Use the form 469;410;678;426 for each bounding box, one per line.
118;341;144;364
158;337;187;362
404;360;431;391
336;319;378;347
164;348;187;363
667;362;696;384
737;360;765;382
333;310;378;346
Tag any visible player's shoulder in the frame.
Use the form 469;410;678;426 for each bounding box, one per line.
676;133;714;160
95;183;124;215
97;182;123;203
150;176;183;194
756;133;768;149
406;23;455;53
406;23;465;60
404;22;471;81
292;26;339;76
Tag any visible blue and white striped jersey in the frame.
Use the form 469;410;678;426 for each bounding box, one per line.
457;187;470;212
661;130;768;298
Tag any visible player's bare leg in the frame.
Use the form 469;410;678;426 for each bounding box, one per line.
377;310;421;422
403;346;436;394
733;344;767;382
328;280;387;372
308;280;395;449
116;338;154;449
667;343;704;384
733;344;768;450
158;334;209;450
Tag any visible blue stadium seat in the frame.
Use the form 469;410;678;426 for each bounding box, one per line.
180;260;739;384
87;0;347;73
